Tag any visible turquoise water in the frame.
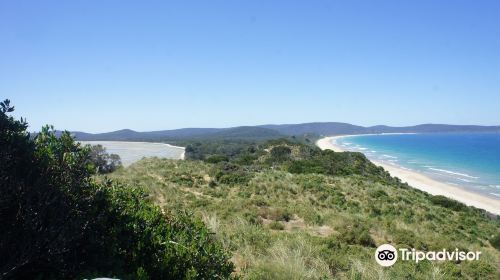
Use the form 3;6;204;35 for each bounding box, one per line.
336;133;500;200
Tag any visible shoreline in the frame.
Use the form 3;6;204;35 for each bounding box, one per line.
316;136;500;215
80;141;186;161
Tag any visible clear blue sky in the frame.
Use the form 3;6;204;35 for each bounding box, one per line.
1;0;499;132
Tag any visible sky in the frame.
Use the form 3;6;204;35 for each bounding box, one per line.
1;0;499;133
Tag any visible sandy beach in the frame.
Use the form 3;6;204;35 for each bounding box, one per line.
80;141;185;166
316;136;500;215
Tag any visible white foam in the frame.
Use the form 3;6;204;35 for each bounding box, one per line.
489;185;500;189
427;168;479;179
382;154;398;159
457;178;473;183
489;193;500;197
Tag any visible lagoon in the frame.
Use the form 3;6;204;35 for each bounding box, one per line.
80;141;185;166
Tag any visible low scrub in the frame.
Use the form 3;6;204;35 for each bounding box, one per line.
430;195;468;211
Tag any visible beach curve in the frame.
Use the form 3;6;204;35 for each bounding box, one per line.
316;136;500;215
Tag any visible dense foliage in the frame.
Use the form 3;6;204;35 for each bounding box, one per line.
0;100;233;279
187;138;394;190
185;140;261;161
430;195;468;212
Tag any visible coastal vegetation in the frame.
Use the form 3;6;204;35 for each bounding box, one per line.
2;100;499;279
0;100;233;279
109;139;500;279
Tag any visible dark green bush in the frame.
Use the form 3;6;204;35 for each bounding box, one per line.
205;154;229;163
430;195;467;211
268;221;285;230
391;228;420;248
87;144;122;173
234;153;259;165
320;242;350;275
171;174;195;186
368;188;388;198
490;234;500;250
336;221;375;247
211;162;252;185
0;100;234;279
287;149;385;178
287;160;327;174
185;140;258;162
269;146;292;162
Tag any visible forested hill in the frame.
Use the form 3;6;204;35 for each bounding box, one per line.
70;123;500;141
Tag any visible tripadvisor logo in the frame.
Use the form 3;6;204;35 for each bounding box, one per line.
375;244;398;267
375;244;481;267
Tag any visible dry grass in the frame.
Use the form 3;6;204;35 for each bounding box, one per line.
108;158;500;279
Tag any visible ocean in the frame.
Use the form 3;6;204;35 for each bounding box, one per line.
335;133;500;200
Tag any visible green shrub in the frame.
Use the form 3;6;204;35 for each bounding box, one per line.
430;195;467;211
300;208;325;225
368;188;388;198
0;101;234;279
463;261;497;280
205;154;229;163
243;211;263;225
320;240;352;275
234;153;258;165
100;185;235;279
490;234;500;250
391;228;421;248
212;162;252;185
269;221;285;230
287;149;385;177
172;174;195;186
269;146;292;162
336;221;375;247
87;144;122;173
287;160;327;174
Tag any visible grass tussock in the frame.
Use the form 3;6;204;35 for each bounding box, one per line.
108;142;500;279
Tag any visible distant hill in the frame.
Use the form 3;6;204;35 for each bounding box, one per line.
72;128;221;141
201;126;283;140
259;122;367;135
71;126;282;141
69;122;500;141
262;122;500;135
261;122;366;135
366;124;500;134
